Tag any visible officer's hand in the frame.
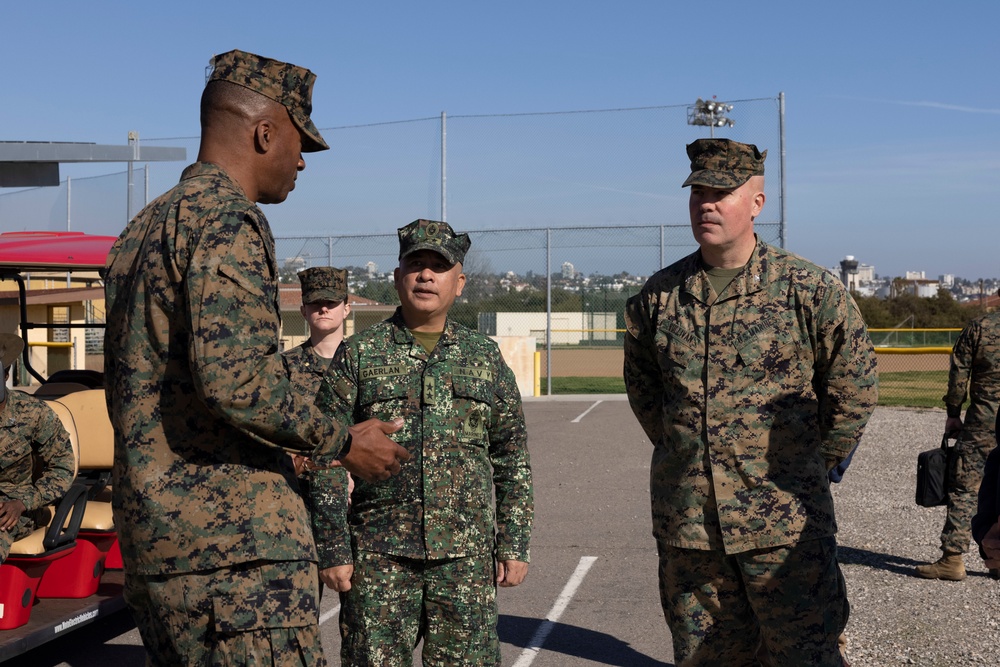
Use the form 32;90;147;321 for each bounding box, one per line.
291;454;310;477
0;499;26;531
340;418;409;482
319;564;354;592
945;416;963;438
983;521;1000;568
497;559;529;587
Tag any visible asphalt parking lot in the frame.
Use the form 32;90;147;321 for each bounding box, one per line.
4;396;670;666
8;398;998;666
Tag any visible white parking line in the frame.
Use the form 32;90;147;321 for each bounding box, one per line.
511;556;598;667
570;401;603;423
319;603;340;626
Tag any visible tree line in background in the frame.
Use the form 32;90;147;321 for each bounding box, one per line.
287;262;991;334
854;289;989;329
353;278;633;332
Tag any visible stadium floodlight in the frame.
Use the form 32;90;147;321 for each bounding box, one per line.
687;97;735;137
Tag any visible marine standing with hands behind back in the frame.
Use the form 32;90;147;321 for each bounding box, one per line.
623;139;877;666
916;307;1000;581
284;266;356;593
314;219;533;667
103;49;409;666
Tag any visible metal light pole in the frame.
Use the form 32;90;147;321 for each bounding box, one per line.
686;97;734;137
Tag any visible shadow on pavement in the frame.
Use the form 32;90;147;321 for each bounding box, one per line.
500;614;671;666
838;545;934;578
840;544;998;581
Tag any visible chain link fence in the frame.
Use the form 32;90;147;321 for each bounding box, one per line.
0;96;784;237
35;97;971;402
276;219;774;395
870;329;960;409
0;95;964;406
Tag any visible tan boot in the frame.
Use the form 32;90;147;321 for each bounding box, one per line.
915;552;966;581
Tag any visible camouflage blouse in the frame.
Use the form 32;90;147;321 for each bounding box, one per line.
0;390;75;549
624;239;878;554
944;310;1000;432
315;309;533;562
104;162;346;574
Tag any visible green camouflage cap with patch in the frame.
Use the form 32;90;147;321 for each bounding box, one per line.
681;138;766;189
0;333;24;370
298;267;348;304
208;49;329;153
397;219;471;266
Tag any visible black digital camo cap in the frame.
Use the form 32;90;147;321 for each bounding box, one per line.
298;267;348;304
208;49;329;153
682;138;766;189
397;219;471;266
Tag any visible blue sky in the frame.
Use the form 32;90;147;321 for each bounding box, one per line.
4;1;999;279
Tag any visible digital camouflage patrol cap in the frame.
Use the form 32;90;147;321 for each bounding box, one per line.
208;49;329;153
397;219;471;266
682;138;766;189
0;333;24;370
298;266;348;304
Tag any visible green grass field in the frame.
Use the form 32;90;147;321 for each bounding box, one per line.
877;370;948;408
539;377;626;394
539;372;947;409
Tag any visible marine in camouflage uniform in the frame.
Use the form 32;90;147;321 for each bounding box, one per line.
0;334;75;560
284;267;353;582
916;308;1000;581
315;220;533;667
624;139;877;666
103;50;355;667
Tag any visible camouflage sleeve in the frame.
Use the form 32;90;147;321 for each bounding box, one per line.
306;467;352;568
312;343;360;468
22;403;75;510
813;282;879;466
489;355;533;563
308;344;358;564
623;293;665;446
186;211;347;459
944;319;977;417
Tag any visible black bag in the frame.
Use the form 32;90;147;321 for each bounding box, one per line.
916;436;957;507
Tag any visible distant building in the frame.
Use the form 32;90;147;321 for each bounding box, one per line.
561;261;575;280
939;274;955;288
366;261;378;278
913;280;940;298
838;256;876;293
905;270;926;281
839;256;860;292
284;256;306;272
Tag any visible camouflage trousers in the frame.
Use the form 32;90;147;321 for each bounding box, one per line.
0;516;35;561
941;431;995;554
123;559;327;667
656;536;848;667
0;506;52;561
340;550;499;667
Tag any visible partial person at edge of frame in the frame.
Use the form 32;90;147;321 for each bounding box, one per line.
916;298;1000;582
